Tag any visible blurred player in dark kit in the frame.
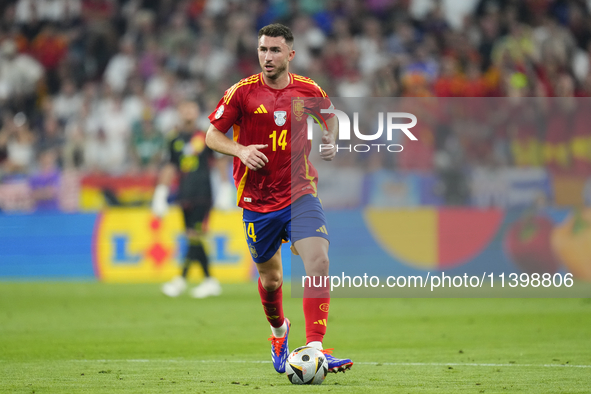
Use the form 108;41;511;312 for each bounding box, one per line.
153;101;222;299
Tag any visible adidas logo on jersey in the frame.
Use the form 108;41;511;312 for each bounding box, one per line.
254;104;268;114
316;226;328;234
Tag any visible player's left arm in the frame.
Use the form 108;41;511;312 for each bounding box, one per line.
205;124;269;171
319;115;338;161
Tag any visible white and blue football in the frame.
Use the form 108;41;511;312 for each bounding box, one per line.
285;346;328;385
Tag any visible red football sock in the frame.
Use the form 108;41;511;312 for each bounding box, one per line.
303;276;330;344
258;278;285;328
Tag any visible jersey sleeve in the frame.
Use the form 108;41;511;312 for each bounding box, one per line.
208;84;243;132
317;95;335;120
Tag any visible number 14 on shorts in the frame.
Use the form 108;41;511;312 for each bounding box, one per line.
244;222;257;242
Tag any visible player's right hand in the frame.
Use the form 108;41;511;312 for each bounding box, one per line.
151;184;170;218
239;144;268;171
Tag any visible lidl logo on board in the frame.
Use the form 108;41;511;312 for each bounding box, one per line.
93;208;251;283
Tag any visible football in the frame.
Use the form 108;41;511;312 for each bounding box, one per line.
285;346;329;385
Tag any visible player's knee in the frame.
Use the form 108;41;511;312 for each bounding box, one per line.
260;273;283;292
306;254;329;276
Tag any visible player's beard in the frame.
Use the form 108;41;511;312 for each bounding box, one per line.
263;61;287;81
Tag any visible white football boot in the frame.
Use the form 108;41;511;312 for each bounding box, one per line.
161;276;187;297
190;277;222;298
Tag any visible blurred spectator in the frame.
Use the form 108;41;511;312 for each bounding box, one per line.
81;0;118;79
492;22;537;69
357;17;389;77
223;12;258;76
403;42;439;83
0;112;12;170
321;37;347;80
97;94;131;173
29;148;61;211
290;15;326;73
434;56;463;96
62;121;85;169
0;39;44;115
29;24;69;94
337;70;371;97
103;39;136;93
36;114;66;158
1;112;36;174
188;39;234;82
477;14;500;72
145;64;173;109
387;20;417;58
371;63;400;97
84;127;119;173
52;79;83;123
541;15;576;54
81;0;115;23
573;41;591;83
137;37;162;80
122;78;148;124
130;114;164;173
159;12;195;55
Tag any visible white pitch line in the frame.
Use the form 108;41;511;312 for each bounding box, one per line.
356;362;591;369
58;360;591;368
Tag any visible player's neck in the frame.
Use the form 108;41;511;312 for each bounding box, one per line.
262;71;290;90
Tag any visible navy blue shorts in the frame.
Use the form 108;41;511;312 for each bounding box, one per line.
242;194;329;263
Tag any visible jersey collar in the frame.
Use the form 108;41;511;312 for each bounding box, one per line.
259;72;293;88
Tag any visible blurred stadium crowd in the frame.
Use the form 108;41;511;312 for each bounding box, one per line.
1;0;591;211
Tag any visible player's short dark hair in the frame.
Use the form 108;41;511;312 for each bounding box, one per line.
258;23;294;47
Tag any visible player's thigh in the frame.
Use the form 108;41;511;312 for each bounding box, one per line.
293;236;329;277
242;207;289;263
290;194;330;276
183;204;211;240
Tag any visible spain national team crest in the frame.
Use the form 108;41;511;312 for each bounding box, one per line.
249;244;258;259
274;111;287;126
292;99;304;121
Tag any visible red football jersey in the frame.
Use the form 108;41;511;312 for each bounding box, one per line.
208;72;333;213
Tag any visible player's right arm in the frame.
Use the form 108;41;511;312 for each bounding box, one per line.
205;124;269;171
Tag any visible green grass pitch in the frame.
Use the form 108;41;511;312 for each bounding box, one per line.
1;282;590;393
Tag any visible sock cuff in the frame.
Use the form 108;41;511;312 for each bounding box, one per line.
306;341;323;351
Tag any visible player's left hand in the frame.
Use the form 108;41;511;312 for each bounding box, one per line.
320;131;336;161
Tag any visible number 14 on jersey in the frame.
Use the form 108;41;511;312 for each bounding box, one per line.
269;130;287;151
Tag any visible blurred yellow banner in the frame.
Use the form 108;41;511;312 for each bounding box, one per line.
93;207;252;283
